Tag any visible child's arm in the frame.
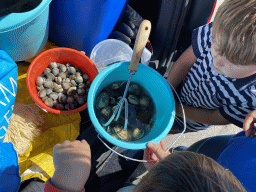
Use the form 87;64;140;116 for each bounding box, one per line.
243;110;256;137
166;45;197;89
175;102;230;125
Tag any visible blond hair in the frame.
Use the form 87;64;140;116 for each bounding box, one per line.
134;152;246;192
212;0;256;65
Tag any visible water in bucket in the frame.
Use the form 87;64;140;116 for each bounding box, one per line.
94;81;156;142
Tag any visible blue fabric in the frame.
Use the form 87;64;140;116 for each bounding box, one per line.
217;131;256;192
0;50;18;142
0;142;21;192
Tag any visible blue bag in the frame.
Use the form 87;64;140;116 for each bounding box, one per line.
217;131;256;192
0;50;18;142
0;142;21;191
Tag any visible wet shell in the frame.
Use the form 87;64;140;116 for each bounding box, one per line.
128;95;139;105
59;65;67;73
36;76;45;86
37;85;44;91
42;96;48;102
45;88;53;95
49;92;59;100
132;128;144;140
63;78;71;83
78;83;86;89
46;73;55;81
139;97;150;108
44;79;53;88
44;68;51;76
68;66;76;75
52;68;59;76
55;76;62;84
95;92;110;109
75;76;83;84
77;96;86;105
111;82;120;89
55;103;65;110
77;88;85;96
69;74;76;80
137;110;151;124
66;103;75;110
50;62;58;69
101;106;112;117
58;94;67;103
67;87;77;96
38;89;46;98
71;80;77;87
114;125;131;141
82;73;89;81
62;82;71;90
58;72;66;79
128;83;140;95
76;72;82;77
66;96;74;104
44;98;54;107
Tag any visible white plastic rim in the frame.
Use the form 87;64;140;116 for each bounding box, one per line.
90;39;152;72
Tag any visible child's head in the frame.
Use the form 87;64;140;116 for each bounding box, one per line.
212;0;256;78
134;151;246;192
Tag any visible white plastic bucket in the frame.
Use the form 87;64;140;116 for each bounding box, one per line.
90;39;152;73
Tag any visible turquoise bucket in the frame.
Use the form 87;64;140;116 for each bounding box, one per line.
88;62;176;150
0;0;52;61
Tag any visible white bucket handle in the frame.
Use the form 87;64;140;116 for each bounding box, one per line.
97;81;186;163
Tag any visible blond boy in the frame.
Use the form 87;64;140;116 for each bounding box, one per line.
167;0;256;132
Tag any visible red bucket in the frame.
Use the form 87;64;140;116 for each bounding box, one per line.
26;47;99;114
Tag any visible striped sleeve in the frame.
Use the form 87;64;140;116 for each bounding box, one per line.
219;105;253;128
191;23;213;58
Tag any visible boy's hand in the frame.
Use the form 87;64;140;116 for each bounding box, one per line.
51;140;91;191
243;110;256;137
143;142;170;170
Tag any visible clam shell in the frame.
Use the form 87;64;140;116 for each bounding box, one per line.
58;72;66;79
132;128;144;140
45;88;53;95
44;68;51;76
68;67;76;75
67;87;77;96
44;98;54;107
95;92;109;109
36;76;45;86
55;76;62;84
38;89;46;98
59;65;67;73
75;76;83;84
52;68;60;76
47;73;55;81
66;96;74;104
62;82;71;90
82;73;89;81
128;95;139;105
114;125;131;141
58;94;67;103
44;79;53;88
77;88;85;95
128;83;140;95
49;92;59;100
139;97;150;108
50;62;58;69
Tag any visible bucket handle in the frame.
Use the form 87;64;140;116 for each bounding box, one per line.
97;81;186;163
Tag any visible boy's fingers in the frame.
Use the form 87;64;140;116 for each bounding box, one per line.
147;142;167;160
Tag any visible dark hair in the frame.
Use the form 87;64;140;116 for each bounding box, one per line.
135;151;246;192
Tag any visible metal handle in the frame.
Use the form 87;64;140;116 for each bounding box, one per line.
128;20;151;72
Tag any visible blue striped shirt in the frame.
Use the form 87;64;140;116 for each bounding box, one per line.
179;23;256;130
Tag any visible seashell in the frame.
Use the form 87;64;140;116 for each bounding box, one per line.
68;67;76;75
36;76;45;86
66;103;75;110
46;73;55;81
69;74;76;80
38;89;46;98
49;92;59;100
75;76;83;84
77;88;85;95
50;62;58;69
44;98;54;107
75;72;82;77
66;96;74;104
132;128;144;140
59;64;67;73
44;68;51;76
128;95;139;105
74;93;79;102
58;72;66;79
66;63;73;68
77;96;85;105
52;82;58;89
42;96;48;102
71;80;77;86
54;85;64;93
85;81;91;88
63;78;71;83
78;83;86;89
58;94;67;103
45;88;53;95
128;83;140;95
137;110;151;124
82;73;89;81
52;99;58;106
111;82;120;89
37;85;44;91
101;106;112;117
55;103;65;110
110;97;116;105
44;79;53;88
95;92;109;109
62;82;71;90
55;76;62;84
114;125;131;141
67;87;77;96
52;68;60;76
139;96;150;108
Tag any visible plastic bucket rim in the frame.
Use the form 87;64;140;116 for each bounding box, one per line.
88;62;175;149
27;47;97;114
0;0;53;33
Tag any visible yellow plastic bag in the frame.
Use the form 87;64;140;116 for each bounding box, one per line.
16;41;81;182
